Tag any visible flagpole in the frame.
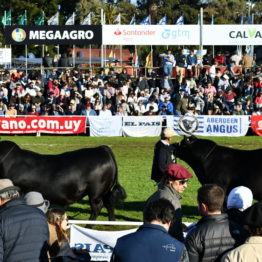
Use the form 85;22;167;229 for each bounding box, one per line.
200;8;203;66
101;9;104;68
4;11;6;48
89;13;92;69
25;45;28;76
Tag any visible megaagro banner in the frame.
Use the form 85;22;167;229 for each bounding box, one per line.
251;115;262;136
4;25;102;45
166;115;250;136
0;116;86;134
122;116;162;137
70;225;137;261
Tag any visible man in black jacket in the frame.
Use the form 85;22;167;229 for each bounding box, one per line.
185;184;248;262
151;127;178;183
0;179;49;262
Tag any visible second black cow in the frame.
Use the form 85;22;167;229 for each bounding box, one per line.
175;136;262;200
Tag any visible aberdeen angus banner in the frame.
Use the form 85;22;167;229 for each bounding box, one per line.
166;115;250;136
0;116;86;134
251;115;262;136
4;25;102;45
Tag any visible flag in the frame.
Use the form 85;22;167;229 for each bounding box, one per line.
1;10;11;26
140;15;150;25
145;51;152;68
211;15;214;25
176;15;184;25
81;13;91;25
18;10;27;25
65;12;75;25
130;14;136;25
108;50;114;58
133;54;139;67
35;11;45;25
157;15;167;25
197;14;200;25
113;13;121;24
47;12;59;25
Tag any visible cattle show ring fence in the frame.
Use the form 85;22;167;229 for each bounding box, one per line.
0;115;261;136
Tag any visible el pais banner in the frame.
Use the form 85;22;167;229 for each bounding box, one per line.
4;25;102;45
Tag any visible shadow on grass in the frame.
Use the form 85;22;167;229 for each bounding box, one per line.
182;205;200;220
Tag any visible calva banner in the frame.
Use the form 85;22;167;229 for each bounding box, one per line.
4;25;102;45
0;116;86;134
122;116;162;137
166;115;250;136
251;115;262;136
70;225;137;261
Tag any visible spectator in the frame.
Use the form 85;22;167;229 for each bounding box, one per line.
202;51;213;66
172;88;189;115
5;103;17;116
81;103;97;116
186;50;197;77
242;51;254;72
144;105;156;115
99;103;112;116
232;103;244;115
226;186;253;226
47;208;91;262
163;50;175;78
160;74;174;93
159;97;174;114
146;163;193;243
186;184;248;262
151;127;178;183
43;52;53;68
214;51;225;66
58;53;70;68
135;74;149;94
175;49;187;84
111;199;189;262
222;201;262;261
0;178;49;261
24;191;50;213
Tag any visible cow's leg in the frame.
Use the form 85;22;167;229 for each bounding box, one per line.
103;195;115;221
89;198;103;221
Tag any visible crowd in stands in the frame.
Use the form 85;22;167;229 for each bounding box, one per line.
0;50;261;117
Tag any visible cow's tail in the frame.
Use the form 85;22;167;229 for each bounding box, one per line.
103;145;127;204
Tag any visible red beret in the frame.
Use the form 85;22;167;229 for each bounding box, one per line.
164;164;193;180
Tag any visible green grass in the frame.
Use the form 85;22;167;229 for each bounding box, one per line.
2;135;262;229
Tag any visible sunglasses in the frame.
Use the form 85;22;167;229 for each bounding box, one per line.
178;180;189;185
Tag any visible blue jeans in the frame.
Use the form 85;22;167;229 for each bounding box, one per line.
163;64;173;78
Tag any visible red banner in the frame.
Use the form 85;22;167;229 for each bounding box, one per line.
251;115;262;136
0;116;87;134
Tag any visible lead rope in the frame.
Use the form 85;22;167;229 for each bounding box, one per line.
0;145;15;163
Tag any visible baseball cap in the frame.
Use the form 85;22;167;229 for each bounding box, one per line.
164;164;193;180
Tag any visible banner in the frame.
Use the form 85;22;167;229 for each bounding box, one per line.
70;225;137;261
0;116;86;134
122;116;162;137
251;115;262;136
4;25;102;45
89;116;122;137
0;48;11;64
166;115;250;136
103;25;200;45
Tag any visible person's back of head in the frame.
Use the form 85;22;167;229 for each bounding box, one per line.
0;179;20;205
143;198;175;225
24;191;50;213
197;184;225;214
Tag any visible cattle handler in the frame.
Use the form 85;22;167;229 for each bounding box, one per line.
151;127;178;183
145;163;193;243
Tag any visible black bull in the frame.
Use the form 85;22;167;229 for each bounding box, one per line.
175;136;262;200
0;141;126;220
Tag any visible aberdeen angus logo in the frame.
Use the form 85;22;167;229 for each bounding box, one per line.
12;28;26;42
178;115;199;135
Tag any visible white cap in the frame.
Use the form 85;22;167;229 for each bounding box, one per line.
163;127;176;138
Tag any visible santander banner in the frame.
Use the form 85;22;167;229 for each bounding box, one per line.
0;116;87;134
103;25;200;45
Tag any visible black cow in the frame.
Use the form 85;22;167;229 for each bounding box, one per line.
0;141;126;220
176;136;262;200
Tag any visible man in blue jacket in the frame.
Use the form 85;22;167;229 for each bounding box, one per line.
0;179;49;262
111;199;188;262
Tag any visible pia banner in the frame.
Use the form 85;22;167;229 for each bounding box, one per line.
122;116;162;137
251;115;262;136
0;116;86;134
166;115;250;136
4;25;102;45
70;225;137;261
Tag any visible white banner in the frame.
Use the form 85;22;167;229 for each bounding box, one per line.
167;115;250;136
103;25;200;45
0;48;11;64
122;116;162;137
89;116;122;137
70;225;137;261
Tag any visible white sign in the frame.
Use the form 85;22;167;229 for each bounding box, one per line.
70;225;137;261
122;116;162;137
167;115;250;136
0;48;11;64
103;25;200;45
204;25;262;45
